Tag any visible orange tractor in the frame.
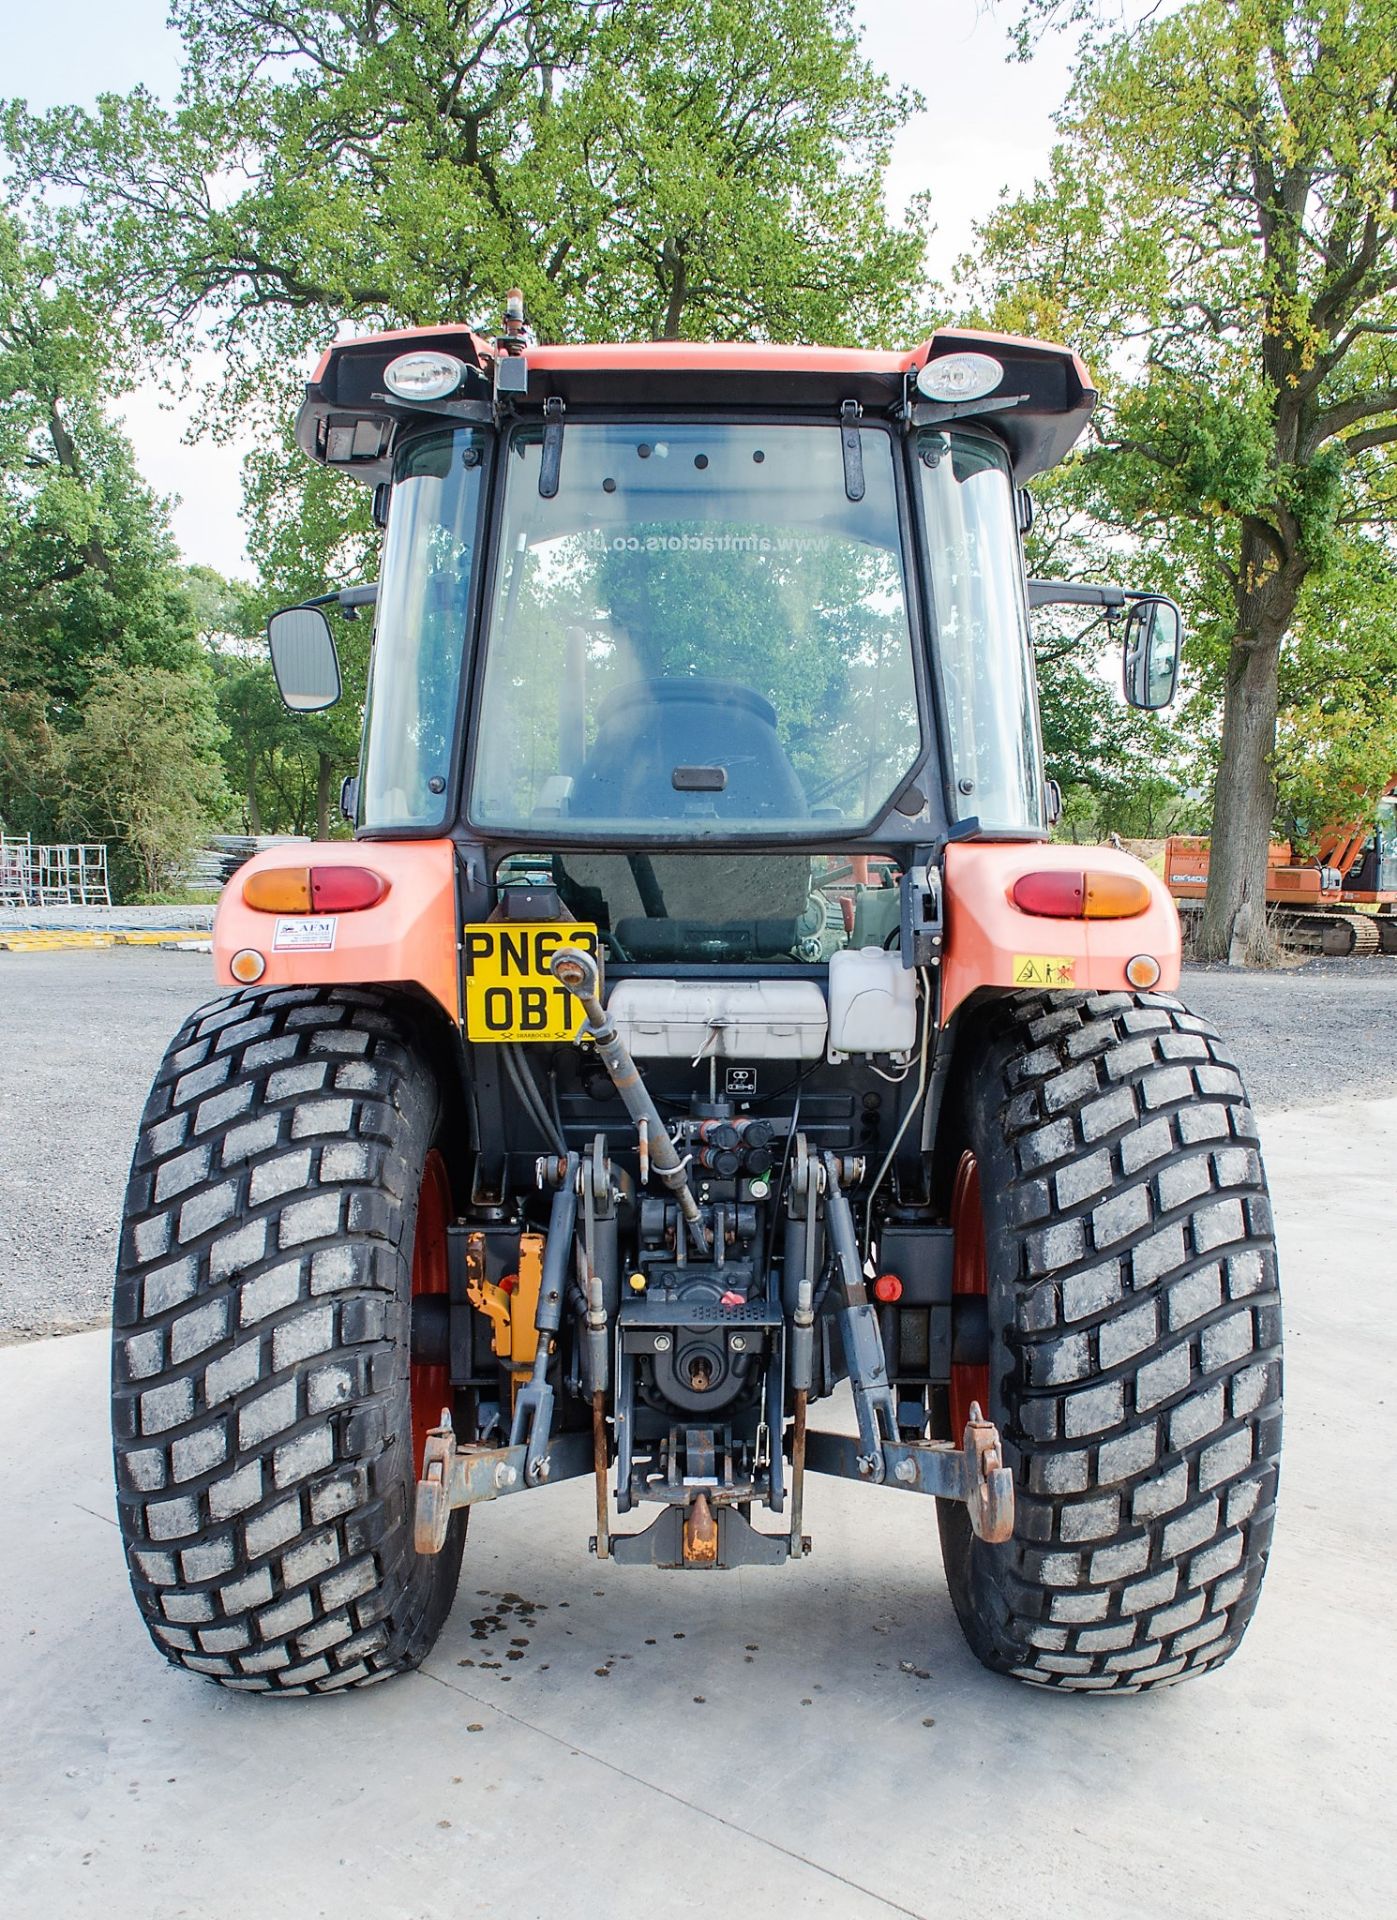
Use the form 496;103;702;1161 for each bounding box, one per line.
1166;779;1397;953
111;314;1281;1698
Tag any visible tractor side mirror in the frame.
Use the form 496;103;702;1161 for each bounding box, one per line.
267;605;343;712
1123;596;1181;710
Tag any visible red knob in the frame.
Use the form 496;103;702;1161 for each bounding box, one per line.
873;1273;903;1303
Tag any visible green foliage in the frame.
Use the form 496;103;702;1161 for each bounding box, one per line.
1273;532;1397;843
1053;777;1203;845
67;666;231;899
0;213;205;708
1021;465;1196;830
0;212;233;892
4;3;930;834
4;1;926;379
227;439;378;835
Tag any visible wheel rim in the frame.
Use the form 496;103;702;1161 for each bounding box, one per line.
949;1150;990;1436
410;1149;452;1473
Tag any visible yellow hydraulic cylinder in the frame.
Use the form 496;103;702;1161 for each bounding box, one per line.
465;1230;547;1406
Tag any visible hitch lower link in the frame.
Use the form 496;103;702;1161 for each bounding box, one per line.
415;1152;596;1555
801;1404;1014;1543
415;1133;1015;1555
414;1416;593;1554
414;1406;1014;1555
799;1149;1015;1545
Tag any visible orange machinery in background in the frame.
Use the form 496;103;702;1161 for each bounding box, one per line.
1165;780;1397;954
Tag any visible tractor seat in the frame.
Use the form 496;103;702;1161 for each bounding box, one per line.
566;677;808;822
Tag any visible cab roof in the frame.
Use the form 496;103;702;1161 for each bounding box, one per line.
297;325;1096;488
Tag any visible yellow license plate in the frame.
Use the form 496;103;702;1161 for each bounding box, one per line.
1012;954;1078;989
462;923;599;1042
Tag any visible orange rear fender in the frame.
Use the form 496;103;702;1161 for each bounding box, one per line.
940;842;1181;1022
213;839;460;1022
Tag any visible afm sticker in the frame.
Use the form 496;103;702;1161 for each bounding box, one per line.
1012;954;1078;989
462;922;600;1043
273;915;337;952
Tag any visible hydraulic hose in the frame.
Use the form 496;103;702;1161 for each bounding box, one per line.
502;1044;565;1156
863;967;932;1249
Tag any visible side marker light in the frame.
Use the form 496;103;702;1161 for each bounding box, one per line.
312;867;389;911
1125;954;1162;990
230;949;266;984
243;868;312;912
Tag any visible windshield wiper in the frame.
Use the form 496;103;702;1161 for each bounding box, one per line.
539;396;564;498
840;400;865;502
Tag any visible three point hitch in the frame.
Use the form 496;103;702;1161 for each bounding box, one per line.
413;955;1014;1563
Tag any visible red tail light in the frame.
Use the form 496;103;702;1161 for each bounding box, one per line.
1011;870;1152;920
311;867;389;911
1012;871;1084;917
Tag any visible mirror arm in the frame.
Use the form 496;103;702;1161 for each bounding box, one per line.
337;582;378;610
1028;580;1129;610
302;582;379;617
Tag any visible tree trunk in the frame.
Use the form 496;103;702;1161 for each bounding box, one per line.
316;751;333;842
1197;635;1280;964
246;751;262;835
1196;525;1308;966
660;239;688;340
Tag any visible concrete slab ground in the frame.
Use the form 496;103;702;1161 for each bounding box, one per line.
2;1097;1392;1920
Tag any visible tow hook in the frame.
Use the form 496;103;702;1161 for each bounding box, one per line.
683;1492;719;1565
414;1410;455;1555
962;1402;1014;1543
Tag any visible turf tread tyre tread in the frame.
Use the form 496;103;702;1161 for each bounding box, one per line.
939;989;1282;1693
112;985;465;1693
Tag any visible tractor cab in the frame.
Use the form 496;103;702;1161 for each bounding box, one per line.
283;331;1093;857
271;325;1178;1000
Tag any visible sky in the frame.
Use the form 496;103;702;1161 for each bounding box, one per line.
3;0;1078;576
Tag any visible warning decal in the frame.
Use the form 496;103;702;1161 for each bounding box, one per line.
1012;954;1078;989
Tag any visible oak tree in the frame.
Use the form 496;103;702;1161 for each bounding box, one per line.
976;0;1397;959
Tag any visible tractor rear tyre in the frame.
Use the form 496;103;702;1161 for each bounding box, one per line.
937;990;1282;1692
112;986;467;1693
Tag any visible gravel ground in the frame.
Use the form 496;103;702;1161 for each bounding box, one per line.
0;950;217;1341
1180;953;1397;1113
2;947;1394;1340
